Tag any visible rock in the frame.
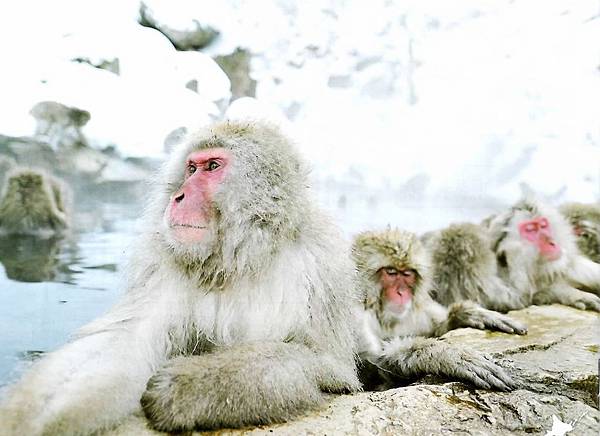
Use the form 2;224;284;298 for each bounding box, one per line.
0;135;58;171
138;2;219;51
0;133;151;204
103;305;600;435
0;155;16;192
214;48;256;100
29;101;91;149
72;57;120;75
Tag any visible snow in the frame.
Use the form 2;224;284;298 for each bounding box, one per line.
0;0;598;229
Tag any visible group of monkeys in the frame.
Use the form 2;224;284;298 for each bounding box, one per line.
0;120;598;435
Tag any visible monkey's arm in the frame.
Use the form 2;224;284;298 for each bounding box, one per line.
376;336;517;391
434;300;527;336
533;282;600;312
0;298;164;436
567;256;600;296
141;341;358;432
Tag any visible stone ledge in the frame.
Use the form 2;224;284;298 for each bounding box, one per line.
105;305;600;435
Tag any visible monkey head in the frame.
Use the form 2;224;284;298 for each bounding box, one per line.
151;120;309;285
352;228;430;317
560;202;600;263
489;199;576;268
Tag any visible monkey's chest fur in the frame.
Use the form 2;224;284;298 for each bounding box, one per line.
161;269;312;355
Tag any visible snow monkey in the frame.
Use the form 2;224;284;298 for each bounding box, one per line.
353;228;524;392
560;202;600;264
0;168;70;237
486;199;600;309
0;120;361;435
425;222;525;312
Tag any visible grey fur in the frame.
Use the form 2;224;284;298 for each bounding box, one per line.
560;202;600;263
0;120;360;435
425;222;525;312
353;228;522;392
487;199;600;310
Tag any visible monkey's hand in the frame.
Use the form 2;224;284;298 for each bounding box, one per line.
379;337;520;391
534;285;600;312
448;301;527;335
141;342;329;432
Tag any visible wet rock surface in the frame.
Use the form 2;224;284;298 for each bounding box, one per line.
105;305;599;435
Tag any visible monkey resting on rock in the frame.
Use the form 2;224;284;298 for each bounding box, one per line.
353;228;525;392
486;199;600;307
0;120;361;435
427;200;600;311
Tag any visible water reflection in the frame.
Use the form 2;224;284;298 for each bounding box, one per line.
0;235;78;283
0;210;137;389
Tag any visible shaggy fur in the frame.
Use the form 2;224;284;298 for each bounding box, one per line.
0;168;70;237
0;120;361;435
487;198;600;309
560;202;600;263
352;228;522;392
426;222;524;312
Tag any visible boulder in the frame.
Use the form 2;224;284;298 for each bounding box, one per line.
138;2;219;51
103;305;599;435
214;48;257;100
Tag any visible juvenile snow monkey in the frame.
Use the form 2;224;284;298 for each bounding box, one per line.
0;120;361;434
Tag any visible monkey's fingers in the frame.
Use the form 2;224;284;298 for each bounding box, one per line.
487;316;527;335
583;296;600;312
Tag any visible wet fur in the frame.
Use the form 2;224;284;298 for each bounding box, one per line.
0;168;70;237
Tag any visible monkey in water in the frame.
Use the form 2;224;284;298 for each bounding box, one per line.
485;199;600;309
560;202;600;264
353;228;524;392
0;120;361;435
0;168;70;237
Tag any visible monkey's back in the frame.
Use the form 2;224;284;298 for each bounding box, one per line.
427;223;496;306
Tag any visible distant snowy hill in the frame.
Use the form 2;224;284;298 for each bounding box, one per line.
0;0;598;232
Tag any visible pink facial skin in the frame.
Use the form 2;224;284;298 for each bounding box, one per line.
166;148;231;243
518;216;562;261
380;267;416;308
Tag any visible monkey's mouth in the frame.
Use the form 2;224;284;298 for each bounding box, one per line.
170;224;207;229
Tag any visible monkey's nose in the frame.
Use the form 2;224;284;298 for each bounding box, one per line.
174;193;185;203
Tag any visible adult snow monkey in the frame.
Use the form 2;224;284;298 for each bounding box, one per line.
0;120;361;435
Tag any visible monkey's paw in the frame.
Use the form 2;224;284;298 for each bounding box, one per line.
572;293;600;312
466;309;528;335
449;350;520;392
141;359;205;432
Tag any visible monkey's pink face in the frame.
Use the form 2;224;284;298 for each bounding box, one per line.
380;267;416;310
518;217;562;261
165;148;231;243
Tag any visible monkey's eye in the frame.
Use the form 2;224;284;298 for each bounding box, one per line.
187;164;197;175
401;269;416;279
524;223;537;232
384;267;398;275
539;218;549;229
205;160;220;171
